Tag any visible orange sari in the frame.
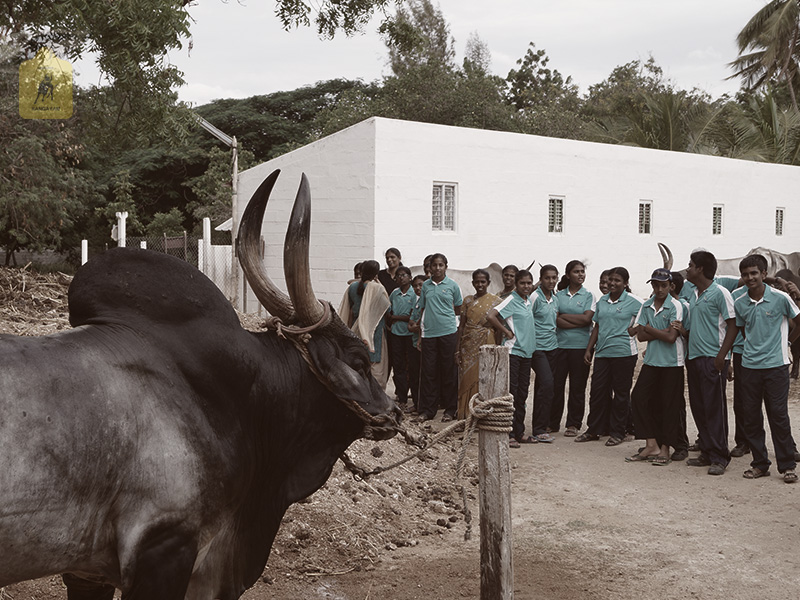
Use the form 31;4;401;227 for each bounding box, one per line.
457;293;500;419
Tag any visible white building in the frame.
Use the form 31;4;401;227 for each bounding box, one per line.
235;116;799;309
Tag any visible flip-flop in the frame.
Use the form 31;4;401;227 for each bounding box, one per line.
651;456;671;466
625;454;655;462
519;435;539;444
783;469;798;483
509;439;521;449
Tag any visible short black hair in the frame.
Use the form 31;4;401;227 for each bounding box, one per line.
395;265;412;278
690;250;717;280
739;253;768;273
472;268;490;281
670;271;685;295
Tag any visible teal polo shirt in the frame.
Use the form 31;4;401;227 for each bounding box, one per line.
734;284;799;369
730;286;748;354
533;288;558;351
680;275;740;304
389;286;416;336
636;295;685;367
592;290;643;358
555;286;596;349
418;276;463;339
686;282;736;360
497;290;537;358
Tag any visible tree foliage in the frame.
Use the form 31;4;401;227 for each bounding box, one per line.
730;0;800;110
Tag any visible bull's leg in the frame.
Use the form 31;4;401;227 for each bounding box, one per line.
122;528;197;600
62;573;115;600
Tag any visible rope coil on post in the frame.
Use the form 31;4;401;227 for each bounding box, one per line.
456;392;514;541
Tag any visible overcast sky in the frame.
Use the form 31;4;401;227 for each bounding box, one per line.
76;0;767;107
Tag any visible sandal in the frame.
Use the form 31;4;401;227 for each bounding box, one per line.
605;437;623;447
625;453;655;462
651;456;671;466
743;467;770;479
564;426;578;437
509;439;521;449
519;435;538;444
574;432;599;442
783;469;798;483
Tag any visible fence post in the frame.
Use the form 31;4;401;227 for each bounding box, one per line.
202;217;211;275
140;241;147;249
81;240;88;265
115;211;128;248
478;344;513;600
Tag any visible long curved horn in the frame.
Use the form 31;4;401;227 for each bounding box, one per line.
237;169;296;322
284;174;325;325
658;242;674;271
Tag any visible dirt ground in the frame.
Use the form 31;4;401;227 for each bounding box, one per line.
2;267;800;599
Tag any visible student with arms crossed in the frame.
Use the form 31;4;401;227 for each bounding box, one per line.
734;254;800;483
627;269;685;465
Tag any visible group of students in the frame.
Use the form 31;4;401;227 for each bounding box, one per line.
340;247;800;483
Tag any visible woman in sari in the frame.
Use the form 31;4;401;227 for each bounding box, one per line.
456;269;501;419
338;259;391;387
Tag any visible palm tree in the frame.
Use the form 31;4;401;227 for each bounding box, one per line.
730;0;800;110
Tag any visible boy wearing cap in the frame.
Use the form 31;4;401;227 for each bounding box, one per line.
734;254;800;483
628;269;686;465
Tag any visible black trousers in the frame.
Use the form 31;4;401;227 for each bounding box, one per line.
631;364;684;448
419;333;458;419
741;365;797;473
585;355;637;439
550;348;590;431
686;356;730;466
731;352;748;448
510;354;533;440
388;332;415;403
531;349;557;436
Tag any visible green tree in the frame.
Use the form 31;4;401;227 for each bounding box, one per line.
730;0;800;110
504;42;584;139
186;146;256;228
727;89;800;164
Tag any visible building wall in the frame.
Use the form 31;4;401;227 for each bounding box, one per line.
371;117;800;298
236;120;377;309
238;116;800;310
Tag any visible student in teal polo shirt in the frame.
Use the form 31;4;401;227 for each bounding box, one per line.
488;269;537;447
734;254;800;483
550;260;596;436
529;265;559;443
411;253;463;423
576;266;643;446
627;268;685;465
684;250;737;476
387;266;416;409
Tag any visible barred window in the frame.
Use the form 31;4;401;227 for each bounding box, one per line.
638;201;652;234
712;205;723;235
548;197;564;233
432;183;456;231
776;207;785;236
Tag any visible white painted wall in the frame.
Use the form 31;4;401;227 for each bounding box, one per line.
237;120;377;309
238;116;800;312
370;117;800;298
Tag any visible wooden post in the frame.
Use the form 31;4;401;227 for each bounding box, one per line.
478;344;513;599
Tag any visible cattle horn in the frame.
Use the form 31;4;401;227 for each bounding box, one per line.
658;242;674;271
284;174;325;326
237;169;296;323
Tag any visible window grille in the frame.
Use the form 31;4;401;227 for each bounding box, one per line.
548;197;564;233
776;207;785;236
638;201;652;234
712;205;723;235
432;183;456;231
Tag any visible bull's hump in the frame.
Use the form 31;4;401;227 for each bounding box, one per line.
68;248;240;329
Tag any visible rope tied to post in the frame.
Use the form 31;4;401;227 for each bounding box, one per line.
455;391;514;541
